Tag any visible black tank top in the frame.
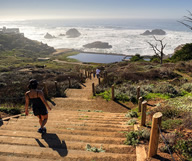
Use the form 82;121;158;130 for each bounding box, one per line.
28;91;46;109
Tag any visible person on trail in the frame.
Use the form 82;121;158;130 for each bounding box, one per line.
96;68;100;79
25;79;51;134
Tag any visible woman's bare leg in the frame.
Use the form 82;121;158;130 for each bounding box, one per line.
37;115;42;126
40;114;48;128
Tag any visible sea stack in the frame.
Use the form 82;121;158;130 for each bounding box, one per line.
66;28;81;38
44;33;56;39
141;29;166;35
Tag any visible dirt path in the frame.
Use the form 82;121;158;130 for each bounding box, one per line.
53;76;132;113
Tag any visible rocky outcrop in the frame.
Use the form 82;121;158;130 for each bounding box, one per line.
83;41;112;49
66;28;81;38
174;44;185;53
141;29;166;35
59;33;65;36
44;33;56;39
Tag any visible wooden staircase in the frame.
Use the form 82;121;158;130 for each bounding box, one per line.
0;110;136;161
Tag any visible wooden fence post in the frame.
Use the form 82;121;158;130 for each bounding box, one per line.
137;86;140;100
90;72;92;80
111;85;115;100
92;83;95;96
138;97;143;112
80;73;83;81
148;112;163;157
141;101;147;126
43;82;48;98
98;78;101;85
68;77;71;88
55;81;59;96
55;81;57;92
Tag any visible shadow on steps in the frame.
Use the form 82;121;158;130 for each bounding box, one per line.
114;100;131;110
35;133;68;157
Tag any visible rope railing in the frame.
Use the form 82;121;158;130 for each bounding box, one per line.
158;124;176;161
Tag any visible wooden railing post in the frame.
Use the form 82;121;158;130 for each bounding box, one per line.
68;77;71;88
98;78;101;85
89;72;92;80
148;112;163;157
43;82;48;98
92;83;95;96
141;101;147;126
80;73;83;81
138;97;143;112
111;85;115;100
137;86;140;100
55;81;58;91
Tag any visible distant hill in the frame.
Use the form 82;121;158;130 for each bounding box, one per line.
0;33;55;58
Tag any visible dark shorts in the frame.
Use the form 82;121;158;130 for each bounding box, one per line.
33;106;48;116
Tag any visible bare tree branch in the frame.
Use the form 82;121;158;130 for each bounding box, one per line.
178;11;192;30
147;36;166;64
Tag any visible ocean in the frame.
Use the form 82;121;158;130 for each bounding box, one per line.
0;18;192;56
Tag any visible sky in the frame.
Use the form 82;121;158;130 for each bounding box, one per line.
0;0;192;20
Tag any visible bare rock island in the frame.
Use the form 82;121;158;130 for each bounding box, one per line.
141;29;166;35
44;33;56;39
83;41;112;49
66;28;81;38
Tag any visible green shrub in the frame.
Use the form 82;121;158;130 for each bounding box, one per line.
144;93;170;100
126;119;137;125
97;90;111;101
154;84;178;98
167;95;192;112
174;139;192;159
115;93;129;102
171;43;192;62
130;54;144;62
130;96;137;104
124;129;150;146
150;106;181;120
159;145;174;153
124;131;139;146
0;107;22;115
125;111;138;118
182;83;192;93
183;112;192;129
162;119;182;130
86;144;105;153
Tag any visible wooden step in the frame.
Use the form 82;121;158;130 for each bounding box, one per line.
0;125;128;138
6;120;131;129
0;144;136;161
0;129;126;145
0;135;135;154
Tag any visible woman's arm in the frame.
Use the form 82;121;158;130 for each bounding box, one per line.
39;91;52;110
25;93;29;115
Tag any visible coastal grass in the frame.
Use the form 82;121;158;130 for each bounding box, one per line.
144;93;170;100
54;51;80;62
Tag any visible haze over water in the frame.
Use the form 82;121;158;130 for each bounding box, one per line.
1;18;191;56
1;0;192;56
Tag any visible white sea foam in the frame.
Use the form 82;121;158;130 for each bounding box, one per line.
1;19;192;56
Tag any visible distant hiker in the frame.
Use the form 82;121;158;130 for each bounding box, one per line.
25;79;51;134
96;68;100;78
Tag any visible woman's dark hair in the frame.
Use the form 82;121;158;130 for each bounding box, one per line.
28;79;38;89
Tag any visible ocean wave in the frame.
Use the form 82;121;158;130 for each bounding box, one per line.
1;19;192;56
